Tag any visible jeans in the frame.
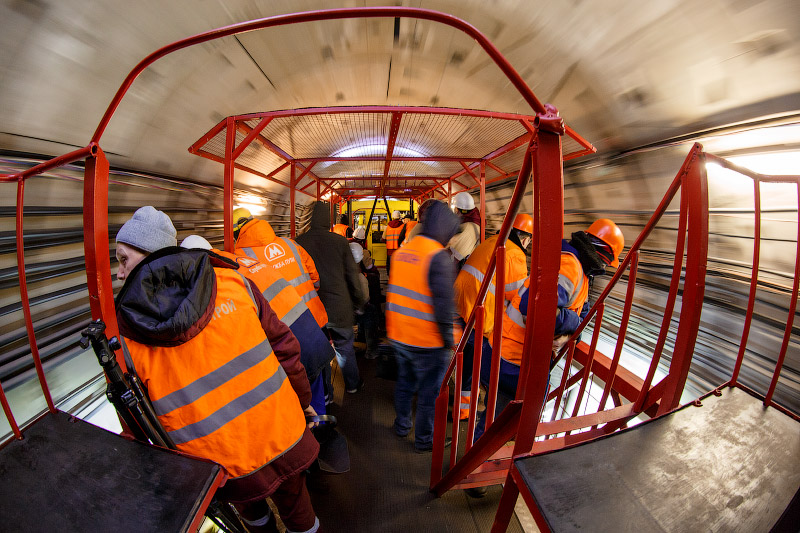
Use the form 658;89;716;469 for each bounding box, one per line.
391;341;450;448
474;347;520;441
355;303;381;355
326;325;360;391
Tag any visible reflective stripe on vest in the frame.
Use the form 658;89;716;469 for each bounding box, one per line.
560;251;588;313
386;235;444;348
454;234;528;340
385;224;404;250
500;279;530;366
219;250;308;328
238;237;328;327
461;264;497;296
505;284;528;329
121;268;306;478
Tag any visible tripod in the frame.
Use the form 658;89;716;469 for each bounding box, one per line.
81;319;245;533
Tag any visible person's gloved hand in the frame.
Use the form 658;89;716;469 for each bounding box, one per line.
303;405;319;429
552;334;571;353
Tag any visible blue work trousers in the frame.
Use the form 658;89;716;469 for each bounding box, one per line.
391;341;450;448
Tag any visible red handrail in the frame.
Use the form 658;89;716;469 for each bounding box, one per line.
0;144;98;443
91;7;546;145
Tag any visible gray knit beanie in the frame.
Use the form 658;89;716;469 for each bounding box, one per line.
116;206;177;253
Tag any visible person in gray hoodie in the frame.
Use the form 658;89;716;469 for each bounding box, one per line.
296;202;368;395
385;200;460;453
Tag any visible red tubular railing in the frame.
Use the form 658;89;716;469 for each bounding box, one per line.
705;153;800;409
0;144;97;445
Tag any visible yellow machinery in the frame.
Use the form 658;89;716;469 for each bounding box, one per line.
344;199;417;267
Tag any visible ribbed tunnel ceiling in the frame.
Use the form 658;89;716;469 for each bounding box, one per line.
1;0;798;199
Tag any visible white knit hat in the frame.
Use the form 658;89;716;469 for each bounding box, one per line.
116;206;177;253
180;235;212;250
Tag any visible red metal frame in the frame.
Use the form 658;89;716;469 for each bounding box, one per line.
4;6;798;533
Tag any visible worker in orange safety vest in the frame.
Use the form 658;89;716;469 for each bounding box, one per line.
386;200;461;452
332;214;350;237
382;210;406;277
233;207;329;329
115;206;321;533
453;212;532;420
181;234;335;416
472;218;625;442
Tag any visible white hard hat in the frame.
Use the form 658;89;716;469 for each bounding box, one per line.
353;226;366;240
349;242;364;263
180;235;212;250
454;191;475;210
392;210;402;220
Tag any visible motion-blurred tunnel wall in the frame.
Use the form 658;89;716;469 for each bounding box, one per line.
1;123;798;438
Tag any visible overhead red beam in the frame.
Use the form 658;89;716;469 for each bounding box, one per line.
196;150;314;197
295;155;483;163
379;112;403;197
235;121;326;186
235;105;539;124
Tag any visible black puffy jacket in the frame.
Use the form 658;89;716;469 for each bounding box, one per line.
296;203;367;327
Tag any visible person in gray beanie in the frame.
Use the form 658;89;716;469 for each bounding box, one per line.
114;208;322;532
115;206;177;281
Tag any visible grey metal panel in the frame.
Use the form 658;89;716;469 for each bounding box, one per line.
515;387;800;532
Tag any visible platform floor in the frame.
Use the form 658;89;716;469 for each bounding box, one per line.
310;353;524;533
515;386;800;532
0;410;221;532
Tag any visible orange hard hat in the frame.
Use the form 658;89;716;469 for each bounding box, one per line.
512;213;533;234
587;218;624;267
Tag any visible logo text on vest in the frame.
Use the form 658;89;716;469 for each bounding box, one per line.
265;243;285;261
394;251;419;264
214;298;237;320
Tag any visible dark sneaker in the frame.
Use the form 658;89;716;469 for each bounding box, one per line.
346;379;365;394
465;486;489;498
414;437;451;454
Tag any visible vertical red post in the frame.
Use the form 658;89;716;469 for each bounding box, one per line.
633;190;687;411
84;145;122;342
731;178;761;386
463;306;484;455
480;161;486;242
16;179;56;413
223;117;235;253
597;252;639;416
570;304;604;422
657;151;709;415
493;106;564;532
486;245;505;429
765;182;800;405
290;163;297;238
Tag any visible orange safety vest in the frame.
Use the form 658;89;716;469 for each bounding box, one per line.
559;250;589;314
454;234;528;341
235;220;328;328
120;268;306;478
501;279;530;366
384;223;405;251
401;221;418;246
214;249;308;328
501;252;589;365
332;224;349;237
386;235;449;348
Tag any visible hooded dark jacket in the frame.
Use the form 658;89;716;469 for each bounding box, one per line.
295;202;367;327
115;247;318;503
418;201;461;346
